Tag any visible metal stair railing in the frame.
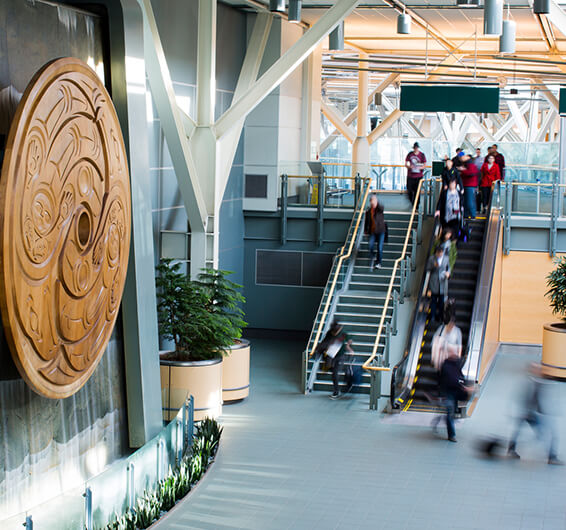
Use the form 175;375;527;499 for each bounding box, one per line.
362;177;437;410
302;177;372;393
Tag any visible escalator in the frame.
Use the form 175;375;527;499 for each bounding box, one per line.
406;218;485;412
392;187;502;413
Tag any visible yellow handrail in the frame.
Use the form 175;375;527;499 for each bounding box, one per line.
363;177;427;373
308;177;372;358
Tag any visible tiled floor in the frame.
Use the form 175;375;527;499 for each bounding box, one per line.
155;340;566;530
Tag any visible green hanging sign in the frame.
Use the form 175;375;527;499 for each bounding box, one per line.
400;85;500;113
559;88;566;115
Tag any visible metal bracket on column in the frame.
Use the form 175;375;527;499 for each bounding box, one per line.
550;179;559;257
411;229;417;270
354;172;361;206
391;289;399;336
317;174;325;246
504;182;512;255
24;516;33;530
280;174;288;245
384;322;391;366
84;487;93;530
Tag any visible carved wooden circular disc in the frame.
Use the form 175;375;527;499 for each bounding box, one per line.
0;58;131;398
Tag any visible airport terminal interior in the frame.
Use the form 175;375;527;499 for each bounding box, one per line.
3;0;566;528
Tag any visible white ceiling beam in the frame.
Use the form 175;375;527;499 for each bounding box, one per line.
507;100;529;141
368;109;404;145
321;101;356;143
535;109;557;142
467;113;496;143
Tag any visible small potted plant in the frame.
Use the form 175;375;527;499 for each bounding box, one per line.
196;269;249;403
543;256;566;378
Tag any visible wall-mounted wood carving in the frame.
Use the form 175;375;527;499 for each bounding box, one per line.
0;58;131;399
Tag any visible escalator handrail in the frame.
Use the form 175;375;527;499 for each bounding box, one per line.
390;215;442;407
305;177;372;358
461;182;502;384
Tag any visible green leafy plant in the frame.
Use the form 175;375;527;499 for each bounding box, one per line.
546;257;566;321
156;260;246;361
104;418;222;530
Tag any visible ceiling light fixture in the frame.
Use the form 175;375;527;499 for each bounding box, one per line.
269;0;285;14
484;0;503;35
499;5;516;54
397;10;411;34
288;0;302;23
457;0;483;7
533;0;550;15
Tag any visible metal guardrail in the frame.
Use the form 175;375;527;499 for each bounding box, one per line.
302;177;372;390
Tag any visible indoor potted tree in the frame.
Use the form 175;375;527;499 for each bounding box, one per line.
156;260;229;421
543;256;566;378
196;269;249;403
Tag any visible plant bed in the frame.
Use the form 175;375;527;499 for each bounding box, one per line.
104;418;222;530
544;259;566;379
156;261;248;420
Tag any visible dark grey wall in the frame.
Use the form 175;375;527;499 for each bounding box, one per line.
243;211;351;330
0;1;128;519
149;0;247;285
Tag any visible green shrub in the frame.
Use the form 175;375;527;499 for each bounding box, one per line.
546;256;566;320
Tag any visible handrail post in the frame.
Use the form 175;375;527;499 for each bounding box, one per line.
536;177;541;214
404;256;412;296
84;487;93;530
369;356;383;410
280;174;288;245
504;182;512;255
417;194;424;242
411;229;417;270
511;178;518;212
385;322;391;366
24;515;33;530
399;260;405;303
392;289;399;336
550;178;558;257
127;462;135;510
354;172;361;207
317;173;324;246
301;350;308;393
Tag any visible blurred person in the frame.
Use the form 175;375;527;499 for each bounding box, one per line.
489;144;506;180
426;246;450;323
431;301;462;372
451;147;465;167
459;157;480;219
472;147;484;172
480;154;501;214
436;348;473;442
507;362;563;465
364;194;386;270
431;227;457;271
441;158;463;191
405;142;426;204
435;177;463;236
321;321;354;400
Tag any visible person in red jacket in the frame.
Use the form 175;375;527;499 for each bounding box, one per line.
458;157;479;219
480;154;501;214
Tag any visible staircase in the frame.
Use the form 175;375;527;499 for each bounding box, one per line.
405;217;486;411
306;212;413;395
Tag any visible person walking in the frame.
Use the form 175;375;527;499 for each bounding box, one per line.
459;157;480;219
437;350;472;442
431;302;462;372
321;322;354;400
480;154;501;214
489;144;506;181
435;177;463;236
426;246;450;323
364;194;386;270
508;362;563;465
405;142;426;204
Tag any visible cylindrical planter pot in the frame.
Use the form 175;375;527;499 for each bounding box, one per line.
222;339;250;403
542;323;566;379
160;357;223;422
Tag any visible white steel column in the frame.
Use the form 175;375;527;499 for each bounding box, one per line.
352;52;370;177
196;0;216;126
559;116;566;184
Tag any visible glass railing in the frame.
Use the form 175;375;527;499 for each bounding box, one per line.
2;399;194;530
